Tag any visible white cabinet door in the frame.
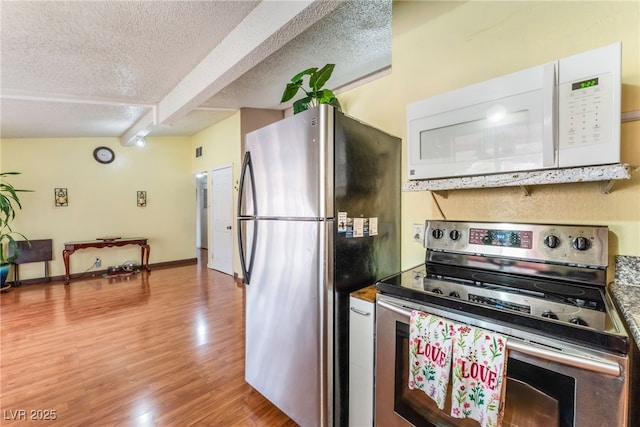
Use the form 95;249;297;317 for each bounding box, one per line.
349;296;375;426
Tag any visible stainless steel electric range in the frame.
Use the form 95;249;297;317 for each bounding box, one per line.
375;220;630;427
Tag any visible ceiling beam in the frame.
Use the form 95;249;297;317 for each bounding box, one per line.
120;0;343;145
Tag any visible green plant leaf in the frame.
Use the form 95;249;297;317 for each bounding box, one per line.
281;81;302;103
293;96;312;114
309;64;335;90
315;89;342;111
327;96;342;111
291;67;317;84
0;172;31;263
315;89;333;104
281;64;340;114
0;197;10;221
1;235;18;263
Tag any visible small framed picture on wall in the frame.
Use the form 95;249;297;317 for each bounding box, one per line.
55;188;68;207
137;191;147;207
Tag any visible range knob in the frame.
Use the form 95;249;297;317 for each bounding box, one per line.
432;288;443;294
449;291;460;298
449;230;461;241
432;228;444;239
573;236;590;251
569;317;588;326
544;234;559;249
541;310;559;320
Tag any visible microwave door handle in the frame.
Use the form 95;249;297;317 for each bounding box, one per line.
542;61;557;167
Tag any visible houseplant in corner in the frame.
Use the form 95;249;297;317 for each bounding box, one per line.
280;63;342;114
0;172;30;291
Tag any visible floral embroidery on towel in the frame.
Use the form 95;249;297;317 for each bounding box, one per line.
408;310;453;409
451;324;508;427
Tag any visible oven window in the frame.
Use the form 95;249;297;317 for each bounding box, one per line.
393;322;575;427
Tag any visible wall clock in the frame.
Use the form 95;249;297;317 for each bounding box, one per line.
93;146;115;164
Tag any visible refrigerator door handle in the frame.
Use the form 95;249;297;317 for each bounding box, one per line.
237;220;249;284
237;151;257;284
237;151;257;218
237;219;258;284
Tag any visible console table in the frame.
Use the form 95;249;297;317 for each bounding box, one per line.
63;238;150;284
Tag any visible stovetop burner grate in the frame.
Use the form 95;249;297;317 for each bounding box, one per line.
426;263;605;312
376;265;628;355
376;219;629;355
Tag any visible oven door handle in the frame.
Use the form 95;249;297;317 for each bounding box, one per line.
377;299;622;377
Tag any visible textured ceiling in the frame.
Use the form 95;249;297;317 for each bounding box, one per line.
0;0;392;143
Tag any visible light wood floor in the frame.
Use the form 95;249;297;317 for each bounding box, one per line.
0;255;297;426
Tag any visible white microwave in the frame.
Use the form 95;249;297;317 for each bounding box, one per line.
407;43;621;180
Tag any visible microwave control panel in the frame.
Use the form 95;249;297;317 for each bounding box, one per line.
557;42;621;168
559;73;612;148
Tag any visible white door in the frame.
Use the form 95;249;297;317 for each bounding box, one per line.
210;165;234;275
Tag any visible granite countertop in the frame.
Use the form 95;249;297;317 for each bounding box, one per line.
351;284;377;304
610;255;640;350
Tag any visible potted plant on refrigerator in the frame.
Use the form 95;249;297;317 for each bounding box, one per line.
1;172;30;291
280;63;342;114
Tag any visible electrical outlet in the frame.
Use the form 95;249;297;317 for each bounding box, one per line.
412;223;424;243
94;257;101;268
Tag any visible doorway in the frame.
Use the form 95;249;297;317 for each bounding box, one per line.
209;165;234;275
195;172;208;250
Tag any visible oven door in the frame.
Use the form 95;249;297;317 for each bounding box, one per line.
375;295;628;427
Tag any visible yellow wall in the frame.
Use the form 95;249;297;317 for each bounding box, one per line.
339;0;640;272
190;108;283;278
2;1;638;282
0;136;195;280
191;111;242;275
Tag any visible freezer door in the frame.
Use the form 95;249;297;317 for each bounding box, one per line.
333;111;402;293
244;218;332;427
242;106;334;219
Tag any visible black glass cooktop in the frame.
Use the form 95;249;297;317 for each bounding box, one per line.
376;264;628;355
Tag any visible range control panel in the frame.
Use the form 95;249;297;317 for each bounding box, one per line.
468;228;534;249
424;220;608;268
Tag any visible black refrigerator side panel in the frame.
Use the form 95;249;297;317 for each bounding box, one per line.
333;111;401;292
332;111;401;426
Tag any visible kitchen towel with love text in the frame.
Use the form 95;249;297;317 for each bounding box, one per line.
408;310;454;409
450;323;508;427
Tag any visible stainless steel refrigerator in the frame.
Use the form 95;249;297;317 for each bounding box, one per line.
237;105;400;426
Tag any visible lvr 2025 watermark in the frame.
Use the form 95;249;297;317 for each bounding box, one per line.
3;409;57;421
